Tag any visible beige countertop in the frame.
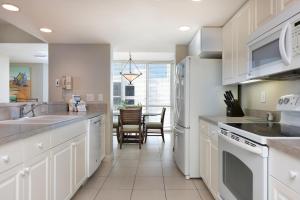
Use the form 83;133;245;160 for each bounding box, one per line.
267;139;300;160
199;115;267;125
0;110;105;146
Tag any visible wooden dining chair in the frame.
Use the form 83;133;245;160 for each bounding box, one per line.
113;117;120;143
144;107;166;143
119;108;143;149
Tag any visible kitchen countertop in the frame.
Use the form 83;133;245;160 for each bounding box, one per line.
199;115;267;125
267;139;300;160
0;110;105;146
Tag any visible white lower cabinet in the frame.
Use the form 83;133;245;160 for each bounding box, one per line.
23;152;50;200
0;120;90;200
270;176;300;200
199;120;219;199
0;165;23;200
51;141;73;200
72;135;86;192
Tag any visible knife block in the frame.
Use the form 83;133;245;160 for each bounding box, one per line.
226;102;244;117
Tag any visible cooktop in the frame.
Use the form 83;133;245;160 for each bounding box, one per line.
225;123;300;137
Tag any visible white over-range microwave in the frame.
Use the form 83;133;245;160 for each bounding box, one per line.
248;7;300;79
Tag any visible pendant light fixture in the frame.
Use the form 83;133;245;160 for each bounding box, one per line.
120;53;142;84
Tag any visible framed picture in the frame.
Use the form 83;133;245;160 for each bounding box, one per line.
9;66;31;102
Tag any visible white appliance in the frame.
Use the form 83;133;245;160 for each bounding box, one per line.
218;94;300;200
174;57;236;179
248;3;300;79
87;116;103;177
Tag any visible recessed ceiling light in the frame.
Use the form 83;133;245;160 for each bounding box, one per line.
40;28;52;33
178;26;191;32
192;0;203;2
2;4;19;12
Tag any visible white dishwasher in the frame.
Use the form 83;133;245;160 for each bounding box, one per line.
87;115;103;177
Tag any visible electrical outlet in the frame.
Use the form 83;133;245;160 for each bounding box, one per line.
86;94;95;102
98;94;103;102
260;91;266;103
55;79;60;87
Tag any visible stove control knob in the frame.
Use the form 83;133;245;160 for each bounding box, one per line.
284;98;290;104
278;99;284;105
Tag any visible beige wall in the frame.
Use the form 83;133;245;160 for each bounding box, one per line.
0;54;9;103
0;24;43;43
48;43;113;157
241;79;300;111
175;44;188;64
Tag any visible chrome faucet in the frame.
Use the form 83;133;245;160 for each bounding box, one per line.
19;102;47;118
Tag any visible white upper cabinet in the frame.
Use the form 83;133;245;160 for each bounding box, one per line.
254;0;297;30
276;0;296;12
235;1;253;82
254;0;276;29
222;20;235;85
222;1;252;85
189;27;222;58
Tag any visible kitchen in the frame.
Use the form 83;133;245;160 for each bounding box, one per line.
0;0;300;200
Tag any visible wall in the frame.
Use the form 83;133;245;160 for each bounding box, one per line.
10;63;46;102
0;23;43;43
175;44;188;64
241;79;300;111
48;43;112;157
0;54;9;103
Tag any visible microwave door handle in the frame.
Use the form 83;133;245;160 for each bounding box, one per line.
279;23;292;65
219;133;263;156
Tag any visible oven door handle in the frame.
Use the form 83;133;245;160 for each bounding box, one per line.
279;22;292;66
219;133;264;156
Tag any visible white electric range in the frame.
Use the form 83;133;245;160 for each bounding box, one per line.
218;94;300;200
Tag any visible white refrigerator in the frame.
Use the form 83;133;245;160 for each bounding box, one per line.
173;56;236;179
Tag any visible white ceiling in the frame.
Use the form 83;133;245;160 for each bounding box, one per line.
0;0;247;52
0;43;48;63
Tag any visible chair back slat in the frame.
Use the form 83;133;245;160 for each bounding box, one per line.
120;108;142;125
161;107;166;125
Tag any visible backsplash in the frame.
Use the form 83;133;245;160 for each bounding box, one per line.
241;79;300;111
0;102;107;120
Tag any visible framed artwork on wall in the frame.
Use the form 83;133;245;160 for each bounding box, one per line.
9;66;31;102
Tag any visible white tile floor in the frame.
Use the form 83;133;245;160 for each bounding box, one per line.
72;134;215;200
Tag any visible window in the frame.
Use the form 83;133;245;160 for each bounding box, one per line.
112;62;173;129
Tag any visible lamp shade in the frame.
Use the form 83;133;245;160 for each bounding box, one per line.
120;53;142;84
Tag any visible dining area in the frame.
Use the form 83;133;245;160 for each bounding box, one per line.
113;106;167;149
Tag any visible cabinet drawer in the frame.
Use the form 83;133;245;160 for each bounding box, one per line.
51;121;87;147
0;140;23;173
23;132;51;161
199;120;209;135
270;148;300;192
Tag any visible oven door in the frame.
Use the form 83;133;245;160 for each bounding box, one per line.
218;134;268;200
248;22;292;78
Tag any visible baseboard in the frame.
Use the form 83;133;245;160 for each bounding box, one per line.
103;153;114;162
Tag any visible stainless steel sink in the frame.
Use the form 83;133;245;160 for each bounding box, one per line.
0;115;79;125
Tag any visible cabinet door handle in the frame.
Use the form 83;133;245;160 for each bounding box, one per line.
37;143;44;149
24;168;30;174
289;171;298;179
20;170;26;177
1;155;9;163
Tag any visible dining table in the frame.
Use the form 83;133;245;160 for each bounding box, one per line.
113;111;161;142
